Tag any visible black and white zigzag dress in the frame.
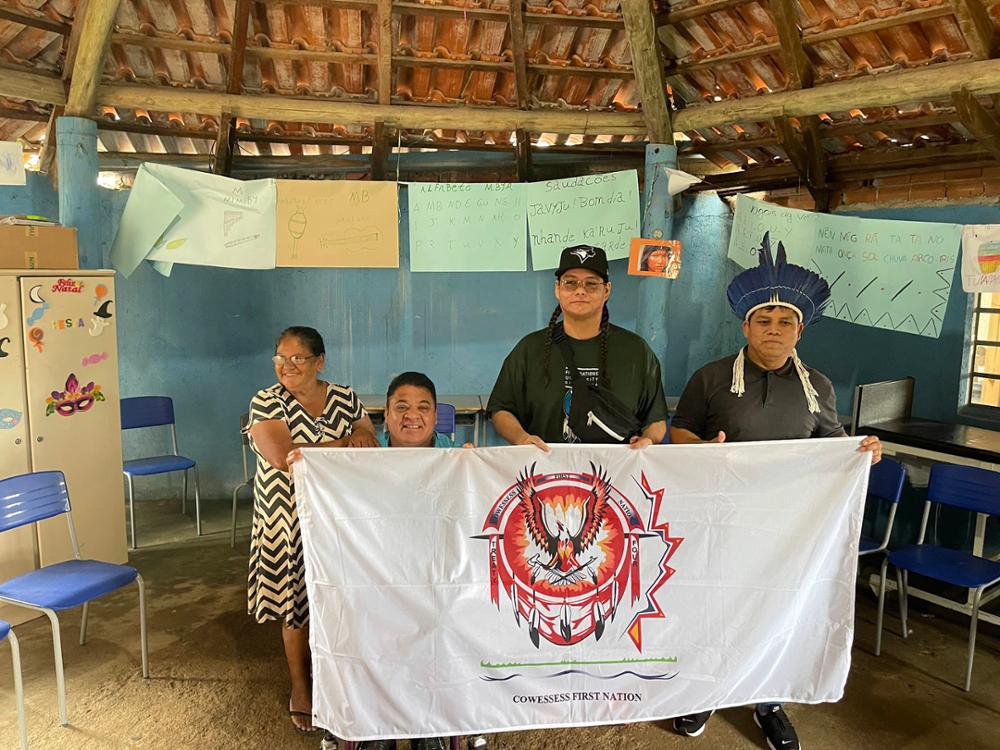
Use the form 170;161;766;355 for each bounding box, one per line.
245;381;365;628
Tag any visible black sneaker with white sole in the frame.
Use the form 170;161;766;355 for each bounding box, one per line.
672;710;715;737
753;705;800;750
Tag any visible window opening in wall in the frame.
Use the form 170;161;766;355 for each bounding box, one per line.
969;292;1000;407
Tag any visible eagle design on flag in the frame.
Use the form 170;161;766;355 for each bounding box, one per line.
478;464;679;650
517;461;609;582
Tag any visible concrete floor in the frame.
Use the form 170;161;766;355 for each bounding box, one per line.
0;496;998;750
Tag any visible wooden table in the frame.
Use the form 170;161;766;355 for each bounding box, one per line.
861;416;1000;626
359;394;486;445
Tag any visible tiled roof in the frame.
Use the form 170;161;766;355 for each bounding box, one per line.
0;0;998;189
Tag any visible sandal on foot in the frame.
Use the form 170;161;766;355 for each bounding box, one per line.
288;699;323;736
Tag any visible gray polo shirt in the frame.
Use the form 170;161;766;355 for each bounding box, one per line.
672;350;846;442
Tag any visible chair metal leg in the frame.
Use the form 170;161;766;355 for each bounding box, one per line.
896;568;909;639
136;574;149;679
126;474;137;550
901;570;910;636
965;587;984;692
875;558;888;656
80;601;89;646
182;471;188;515
231;485;240;548
8;629;28;750
193;467;202;536
43;608;68;726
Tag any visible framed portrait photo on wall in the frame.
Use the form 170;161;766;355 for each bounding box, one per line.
629;238;682;279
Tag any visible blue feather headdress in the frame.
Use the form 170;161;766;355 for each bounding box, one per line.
727;232;831;326
726;232;832;413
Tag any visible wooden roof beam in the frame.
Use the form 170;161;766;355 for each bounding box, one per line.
673;58;1000;132
767;0;812;89
668;5;953;77
66;0;122;116
393;1;624;29
376;0;392;104
10;57;1000;137
620;0;673;143
0;7;70;35
952;0;999;60
227;0;252;95
98;82;649;134
508;0;530;109
953;86;1000;161
657;0;751;26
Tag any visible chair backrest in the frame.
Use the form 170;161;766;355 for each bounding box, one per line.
0;471;71;532
927;464;1000;516
851;377;914;434
435;403;457;435
240;412;250;446
868;458;906;505
121;396;176;430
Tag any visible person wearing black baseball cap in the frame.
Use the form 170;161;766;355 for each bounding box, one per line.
487;244;668;450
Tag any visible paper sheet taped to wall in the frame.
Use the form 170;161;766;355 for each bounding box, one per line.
110;163;276;277
526;170;640;271
727;195;961;338
276;181;399;268
407;182;526;272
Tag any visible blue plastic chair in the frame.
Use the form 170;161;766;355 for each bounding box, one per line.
435;403;457;441
875;464;1000;691
0;471;148;726
859;458;906;557
121;396;201;548
1;619;28;749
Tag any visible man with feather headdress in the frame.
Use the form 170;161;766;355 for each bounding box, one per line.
668;232;881;750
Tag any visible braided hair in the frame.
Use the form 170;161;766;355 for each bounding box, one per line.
541;302;611;387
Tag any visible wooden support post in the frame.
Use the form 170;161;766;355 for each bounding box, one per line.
620;0;672;143
371;121;392;180
227;0;253;94
514;128;531;181
953;87;1000;161
508;0;530;109
213;113;237;175
377;0;393;104
952;0;999;60
38;107;63;177
65;0;122;116
774;117;829;210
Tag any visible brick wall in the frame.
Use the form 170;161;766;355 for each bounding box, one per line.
764;166;1000;210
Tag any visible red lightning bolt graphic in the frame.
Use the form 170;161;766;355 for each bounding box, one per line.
626;471;683;651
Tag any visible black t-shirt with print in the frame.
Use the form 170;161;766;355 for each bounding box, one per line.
487;323;668;443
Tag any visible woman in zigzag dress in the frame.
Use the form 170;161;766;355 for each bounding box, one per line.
244;325;379;736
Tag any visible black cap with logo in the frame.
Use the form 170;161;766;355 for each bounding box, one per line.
554;244;609;281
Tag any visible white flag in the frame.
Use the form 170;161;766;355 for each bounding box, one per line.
295;439;870;741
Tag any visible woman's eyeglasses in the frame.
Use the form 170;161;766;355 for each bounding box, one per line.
272;354;318;366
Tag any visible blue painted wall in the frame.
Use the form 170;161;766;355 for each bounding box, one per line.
0;172;59;221
5;171;995;501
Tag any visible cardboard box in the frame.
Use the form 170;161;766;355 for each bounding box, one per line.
0;225;79;269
